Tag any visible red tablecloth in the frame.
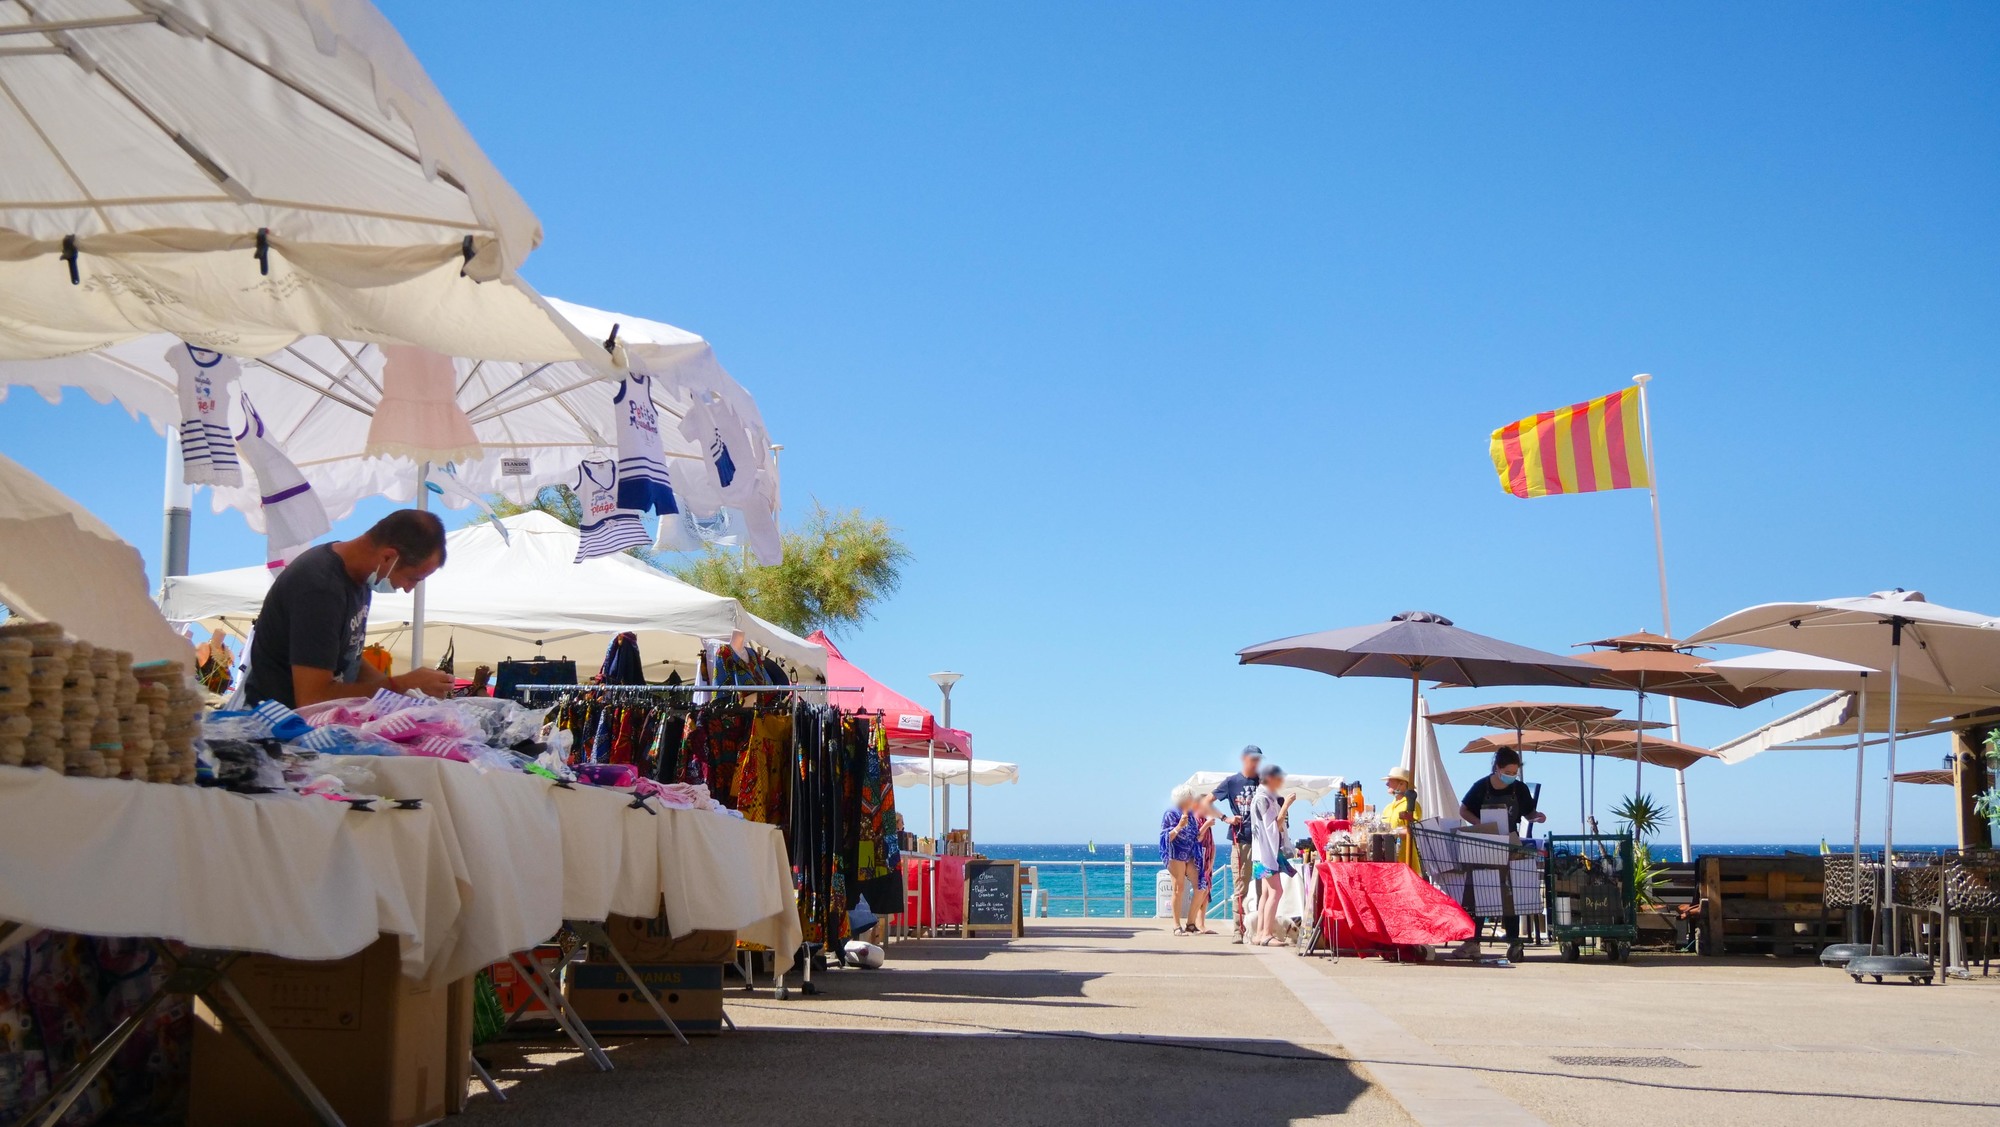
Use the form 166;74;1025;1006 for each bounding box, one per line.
1307;818;1352;855
1319;861;1473;953
900;856;965;925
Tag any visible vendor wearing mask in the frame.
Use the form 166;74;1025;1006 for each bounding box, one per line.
1458;748;1545;831
242;510;457;708
1455;748;1544;960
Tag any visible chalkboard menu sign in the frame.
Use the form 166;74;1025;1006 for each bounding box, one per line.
962;859;1020;935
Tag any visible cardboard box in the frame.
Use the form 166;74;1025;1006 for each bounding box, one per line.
444;976;474;1115
593;911;736;965
565;962;724;1036
487;945;563;1024
189;936;447;1127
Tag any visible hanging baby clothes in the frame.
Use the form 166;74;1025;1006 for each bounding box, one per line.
234;393;331;555
168;342;242;486
365;345;483;463
612;371;679;515
679;393;758;504
572;458;651;562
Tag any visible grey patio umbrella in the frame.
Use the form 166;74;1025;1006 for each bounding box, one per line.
1688;591;2000;946
1237;612;1602;830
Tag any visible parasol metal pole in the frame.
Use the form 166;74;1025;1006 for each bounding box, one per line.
1880;621;1903;951
1852;676;1868;947
410;461;430;668
1576;722;1588;835
1633;373;1693;861
160;428;192;597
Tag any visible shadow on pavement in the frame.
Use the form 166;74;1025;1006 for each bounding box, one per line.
471;1029;1377;1127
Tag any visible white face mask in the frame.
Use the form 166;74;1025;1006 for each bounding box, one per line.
367;554;400;594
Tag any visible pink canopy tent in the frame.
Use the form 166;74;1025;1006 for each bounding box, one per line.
807;631;971;760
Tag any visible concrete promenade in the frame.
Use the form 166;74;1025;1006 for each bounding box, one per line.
465;919;1997;1126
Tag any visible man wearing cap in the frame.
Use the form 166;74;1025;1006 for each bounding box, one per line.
1207;746;1263;943
1383;766;1423;872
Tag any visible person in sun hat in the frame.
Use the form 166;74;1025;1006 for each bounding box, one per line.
1382;765;1423;872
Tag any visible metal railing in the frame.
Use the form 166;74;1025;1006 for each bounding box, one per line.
1018;845;1236;919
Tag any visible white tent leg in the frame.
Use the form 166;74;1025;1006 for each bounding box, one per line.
1673;768;1692;861
411;461;430;667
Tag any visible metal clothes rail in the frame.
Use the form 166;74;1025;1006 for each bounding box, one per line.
518;683;862;697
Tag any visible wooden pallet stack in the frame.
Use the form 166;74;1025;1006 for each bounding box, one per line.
1697;855;1845;956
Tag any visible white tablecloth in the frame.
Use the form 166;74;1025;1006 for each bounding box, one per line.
0;765;380;961
342;803;462;981
326;756;564;985
658;806;800;975
548;781;801;976
3;757;804;983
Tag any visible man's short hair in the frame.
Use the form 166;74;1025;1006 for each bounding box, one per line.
366;509;447;566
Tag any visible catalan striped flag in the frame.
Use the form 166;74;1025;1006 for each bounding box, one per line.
1489;386;1649;498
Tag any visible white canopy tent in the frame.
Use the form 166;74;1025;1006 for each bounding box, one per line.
1183;770;1345;807
0;453;192;666
158;512;822;679
892;760;1020;788
0;0;601;363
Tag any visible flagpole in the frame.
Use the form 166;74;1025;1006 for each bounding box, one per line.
1632;374;1693;862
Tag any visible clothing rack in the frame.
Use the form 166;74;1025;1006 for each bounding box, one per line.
519;683;860;698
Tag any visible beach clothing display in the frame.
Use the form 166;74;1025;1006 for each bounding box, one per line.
234;393;331;555
679;393;756;502
538;662;898;949
167;343;242;486
365;344;483;463
612;371;679;515
572;458;652;562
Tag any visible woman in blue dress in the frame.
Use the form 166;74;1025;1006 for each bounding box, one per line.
1159;785;1202;935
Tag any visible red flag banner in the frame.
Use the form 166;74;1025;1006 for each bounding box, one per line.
1489;387;1649;498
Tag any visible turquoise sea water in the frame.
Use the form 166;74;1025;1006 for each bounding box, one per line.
986;842;1953;919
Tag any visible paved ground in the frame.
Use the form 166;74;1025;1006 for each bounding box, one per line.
465;921;1414;1126
1305;942;2000;1127
463;922;2000;1127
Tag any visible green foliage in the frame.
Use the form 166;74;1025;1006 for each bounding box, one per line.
1983;728;2000;763
482;489;910;637
1976;787;2000;822
1630;840;1664;908
1611;793;1665;841
486;485;584;528
666;503;909;637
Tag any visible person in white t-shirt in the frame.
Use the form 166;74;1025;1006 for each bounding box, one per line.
1249;763;1297;946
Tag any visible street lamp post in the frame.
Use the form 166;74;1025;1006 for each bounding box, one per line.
928;671;962;938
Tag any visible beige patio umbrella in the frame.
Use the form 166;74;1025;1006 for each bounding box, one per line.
1576;631;1786;857
1430;702;1665;833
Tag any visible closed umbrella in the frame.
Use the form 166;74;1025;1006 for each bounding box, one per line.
1239;611;1600;865
1687;591;2000;945
1575;632;1786;858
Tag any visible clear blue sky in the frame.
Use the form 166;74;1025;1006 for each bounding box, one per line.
7;2;1996;845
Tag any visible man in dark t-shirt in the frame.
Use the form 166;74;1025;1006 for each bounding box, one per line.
1209;745;1263;943
243;510;455;708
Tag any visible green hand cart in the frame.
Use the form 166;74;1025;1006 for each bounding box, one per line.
1545;833;1637;962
